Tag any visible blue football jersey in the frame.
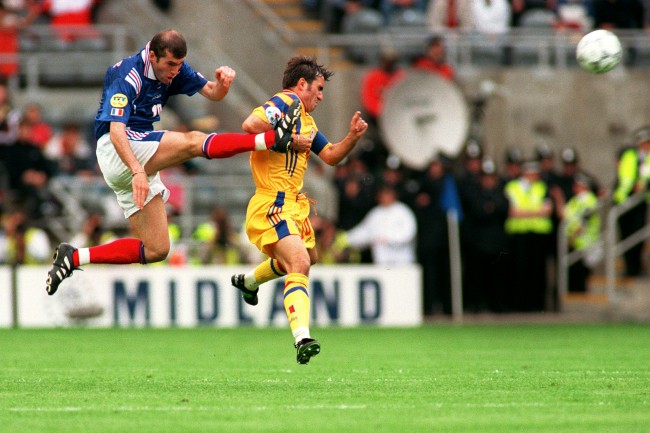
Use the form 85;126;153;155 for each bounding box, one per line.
94;41;208;139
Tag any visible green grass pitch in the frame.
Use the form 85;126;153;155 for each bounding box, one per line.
1;324;649;432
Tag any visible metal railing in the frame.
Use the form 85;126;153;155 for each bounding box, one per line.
3;24;131;91
244;0;650;70
604;192;650;298
557;191;650;308
556;198;608;304
307;29;650;70
5;13;650;97
45;174;255;243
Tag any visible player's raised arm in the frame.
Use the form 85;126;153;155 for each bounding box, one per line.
199;66;236;101
318;111;368;166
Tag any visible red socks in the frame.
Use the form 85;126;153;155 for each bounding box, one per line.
73;238;145;265
201;131;275;159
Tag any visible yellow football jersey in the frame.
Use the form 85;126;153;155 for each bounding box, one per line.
249;91;331;195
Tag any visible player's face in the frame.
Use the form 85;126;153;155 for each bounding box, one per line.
301;76;325;113
149;50;185;84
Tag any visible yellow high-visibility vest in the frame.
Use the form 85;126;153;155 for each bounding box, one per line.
613;148;650;204
564;190;600;251
504;179;552;234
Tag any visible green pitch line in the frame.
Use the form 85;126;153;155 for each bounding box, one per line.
1;324;649;433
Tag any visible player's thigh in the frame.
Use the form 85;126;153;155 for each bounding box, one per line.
145;130;207;173
268;235;311;275
129;194;170;258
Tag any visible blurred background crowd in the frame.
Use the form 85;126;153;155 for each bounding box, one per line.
1;0;649;317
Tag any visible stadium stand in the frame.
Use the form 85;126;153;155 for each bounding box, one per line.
5;0;650;314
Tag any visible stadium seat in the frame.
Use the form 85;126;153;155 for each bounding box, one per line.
341;7;384;63
511;10;557;66
518;9;557;28
386;8;426;28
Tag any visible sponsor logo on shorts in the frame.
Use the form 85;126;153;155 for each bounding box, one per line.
110;93;128;108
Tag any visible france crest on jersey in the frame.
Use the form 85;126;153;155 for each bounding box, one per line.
94;41;208;139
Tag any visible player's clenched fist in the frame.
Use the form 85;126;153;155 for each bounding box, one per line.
215;66;236;88
349;111;368;137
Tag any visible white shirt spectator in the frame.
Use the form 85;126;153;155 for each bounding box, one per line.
346;185;417;265
472;0;511;34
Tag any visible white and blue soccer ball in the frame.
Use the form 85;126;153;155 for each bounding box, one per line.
576;29;622;74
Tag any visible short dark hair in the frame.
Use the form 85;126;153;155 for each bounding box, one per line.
150;29;187;60
282;56;333;89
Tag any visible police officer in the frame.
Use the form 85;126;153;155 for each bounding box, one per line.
562;174;601;292
414;156;451;315
504;146;523;182
462;158;510;312
504;161;553;311
612;127;650;277
556;147;605;202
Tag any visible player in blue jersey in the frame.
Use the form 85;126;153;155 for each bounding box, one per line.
46;29;300;295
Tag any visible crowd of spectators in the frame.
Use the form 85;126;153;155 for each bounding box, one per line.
326;137;611;316
304;0;648;68
2;0;649;319
0;77;618;317
306;0;646;34
0;0;107;85
0;53;640;318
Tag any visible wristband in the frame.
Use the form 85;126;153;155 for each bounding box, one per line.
132;171;145;177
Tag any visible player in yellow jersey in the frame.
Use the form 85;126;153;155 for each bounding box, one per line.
232;56;368;364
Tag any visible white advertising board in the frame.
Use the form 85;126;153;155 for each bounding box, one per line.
15;265;422;328
0;266;13;327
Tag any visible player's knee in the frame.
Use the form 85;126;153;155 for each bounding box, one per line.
177;130;207;158
294;255;311;274
187;130;207;155
145;243;170;263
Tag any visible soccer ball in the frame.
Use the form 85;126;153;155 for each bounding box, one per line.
576;30;622;74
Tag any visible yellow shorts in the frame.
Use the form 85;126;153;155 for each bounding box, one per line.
245;189;316;256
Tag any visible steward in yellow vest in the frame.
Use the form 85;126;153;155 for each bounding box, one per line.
503;161;553;312
563;175;601;292
613;127;650;277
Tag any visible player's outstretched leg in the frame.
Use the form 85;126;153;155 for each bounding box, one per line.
201;99;300;159
270;99;301;153
295;338;320;365
231;274;259;306
230;259;287;306
46;243;79;295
